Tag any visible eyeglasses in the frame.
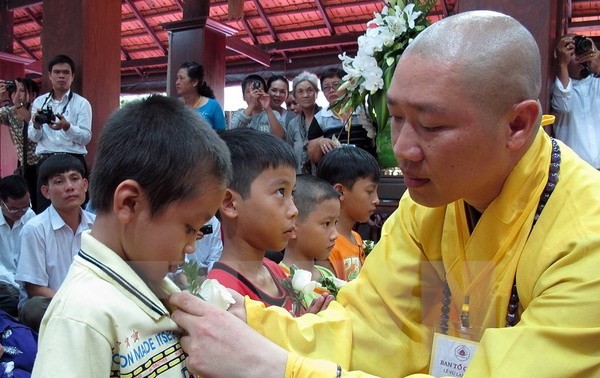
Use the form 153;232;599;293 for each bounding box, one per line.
322;82;341;92
1;201;31;214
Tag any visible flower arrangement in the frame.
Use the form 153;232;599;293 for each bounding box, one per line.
182;261;236;311
336;0;435;168
281;265;347;316
363;239;376;257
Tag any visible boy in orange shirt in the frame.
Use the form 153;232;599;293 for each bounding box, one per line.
316;146;380;280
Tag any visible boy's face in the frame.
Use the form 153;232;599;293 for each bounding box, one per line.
127;178;225;284
340;177;379;223
41;170;88;211
295;198;339;261
1;192;31;223
235;166;298;252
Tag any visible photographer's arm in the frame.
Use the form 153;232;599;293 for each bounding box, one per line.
60;98;92;145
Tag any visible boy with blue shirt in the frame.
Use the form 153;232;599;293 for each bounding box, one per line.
32;95;232;377
16;154;95;330
0;175;35;316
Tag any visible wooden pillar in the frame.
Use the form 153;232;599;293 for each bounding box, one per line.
164;8;236;107
457;0;567;113
0;2;24;177
41;0;121;169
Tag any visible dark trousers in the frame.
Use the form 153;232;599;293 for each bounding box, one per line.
35;153;88;214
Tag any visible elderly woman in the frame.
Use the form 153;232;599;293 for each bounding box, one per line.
0;78;40;210
175;61;226;131
285;71;322;173
307;67;376;165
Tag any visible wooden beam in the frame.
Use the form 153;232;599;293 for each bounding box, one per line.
6;0;40;10
264;32;363;53
124;0;168;55
314;0;335;35
12;34;37;59
226;36;270;66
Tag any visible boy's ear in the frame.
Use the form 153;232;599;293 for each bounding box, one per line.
40;185;50;200
333;183;345;199
220;188;239;219
113;179;144;224
82;177;89;193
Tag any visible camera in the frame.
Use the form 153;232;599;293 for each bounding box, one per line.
252;80;261;90
35;106;56;124
199;224;213;235
573;35;593;56
4;81;16;93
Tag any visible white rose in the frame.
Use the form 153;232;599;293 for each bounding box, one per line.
332;277;348;289
291;269;320;294
198;279;236;311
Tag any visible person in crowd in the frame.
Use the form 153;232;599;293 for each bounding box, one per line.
285;92;301;118
0;78;40;209
230;74;285;138
315;147;379;281
32;95;231;377
185;215;223;272
176;60;226;131
267;75;292;127
0;175;35;316
285;71;322;173
206;128;297;312
15;154;95;331
279;174;341;308
168;11;600;377
551;33;600;170
307;68;376;165
29;54;92;213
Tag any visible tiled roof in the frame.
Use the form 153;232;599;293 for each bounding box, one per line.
8;0;600;92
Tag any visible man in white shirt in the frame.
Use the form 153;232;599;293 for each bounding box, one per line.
0;175;35;316
29;54;92;212
551;34;600;170
15;154;95;331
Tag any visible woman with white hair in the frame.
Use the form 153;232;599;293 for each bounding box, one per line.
285;71;321;173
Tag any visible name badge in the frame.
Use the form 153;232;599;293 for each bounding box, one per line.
429;332;478;377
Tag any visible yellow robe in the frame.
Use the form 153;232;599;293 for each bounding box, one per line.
246;130;600;377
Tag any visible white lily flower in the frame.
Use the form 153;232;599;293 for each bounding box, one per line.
198;279;236;311
403;3;422;29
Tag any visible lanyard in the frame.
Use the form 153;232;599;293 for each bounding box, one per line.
40;90;74;115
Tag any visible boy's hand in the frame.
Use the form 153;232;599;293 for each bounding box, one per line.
306;293;335;314
169;291;287;378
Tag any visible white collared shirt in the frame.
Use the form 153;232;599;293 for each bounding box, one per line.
551;76;600;169
15;205;95;294
28;90;92;155
0;209;35;286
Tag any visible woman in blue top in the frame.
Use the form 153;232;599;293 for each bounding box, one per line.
176;61;226;131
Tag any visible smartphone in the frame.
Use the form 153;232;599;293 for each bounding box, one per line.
199;224;213;235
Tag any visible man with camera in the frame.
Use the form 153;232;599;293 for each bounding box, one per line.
551;34;600;170
29;54;92;212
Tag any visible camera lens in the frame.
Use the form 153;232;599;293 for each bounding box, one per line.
574;35;593;55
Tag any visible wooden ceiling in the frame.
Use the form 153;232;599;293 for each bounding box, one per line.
7;0;600;93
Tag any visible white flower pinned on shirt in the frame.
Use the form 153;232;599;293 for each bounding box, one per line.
182;260;236;311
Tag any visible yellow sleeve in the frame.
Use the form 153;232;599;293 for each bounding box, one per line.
247;197;443;377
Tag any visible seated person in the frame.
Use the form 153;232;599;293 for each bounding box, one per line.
316;146;380;280
32;95;232;377
0;175;36;317
307;67;376;164
207;128;297;312
280;174;341;312
15;154;95;331
230;74;285;139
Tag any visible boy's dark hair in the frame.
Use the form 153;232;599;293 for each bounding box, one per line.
90;95;232;216
317;146;380;188
0;175;29;202
319;67;345;88
293;174;340;222
48;54;76;73
179;61;215;99
241;74;267;96
219;128;296;199
39;154;85;186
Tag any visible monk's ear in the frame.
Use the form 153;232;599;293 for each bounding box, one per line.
507;99;540;150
